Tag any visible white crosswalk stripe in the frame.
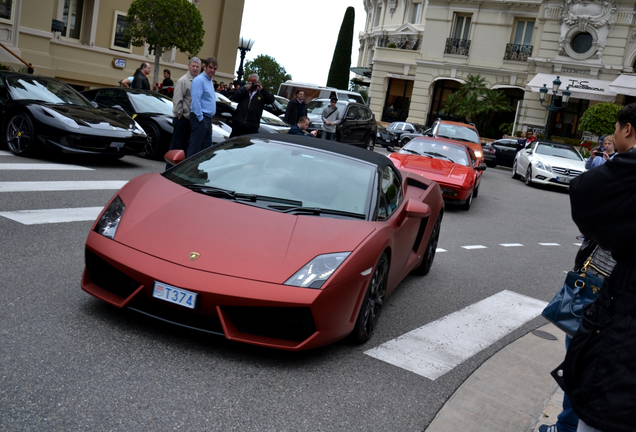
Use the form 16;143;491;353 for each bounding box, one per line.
461;245;487;250
0;163;93;171
0;207;104;225
0;181;127;192
500;243;523;247
539;242;561;246
365;290;548;380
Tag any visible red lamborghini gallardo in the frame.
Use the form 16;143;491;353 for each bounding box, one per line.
82;134;444;350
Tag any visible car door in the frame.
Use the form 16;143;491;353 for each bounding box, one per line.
495;140;517;166
516;140;535;173
340;105;359;143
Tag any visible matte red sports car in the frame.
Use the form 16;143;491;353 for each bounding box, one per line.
388;137;486;211
82;134;444;350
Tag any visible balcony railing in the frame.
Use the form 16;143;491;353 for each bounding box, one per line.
377;35;420;51
444;38;470;56
504;43;533;61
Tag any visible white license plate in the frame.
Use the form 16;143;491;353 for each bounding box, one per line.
556;176;571;184
153;281;197;309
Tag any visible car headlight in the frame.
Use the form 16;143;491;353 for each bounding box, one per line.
284;252;351;289
133;119;146;135
535;160;552;172
94;196;125;239
474;150;483;158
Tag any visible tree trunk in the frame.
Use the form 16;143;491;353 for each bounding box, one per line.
153;43;161;91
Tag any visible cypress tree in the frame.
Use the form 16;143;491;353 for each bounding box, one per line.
326;7;355;90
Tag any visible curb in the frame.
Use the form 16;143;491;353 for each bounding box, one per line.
425;323;566;432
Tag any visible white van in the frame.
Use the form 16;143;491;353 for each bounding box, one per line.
278;81;366;105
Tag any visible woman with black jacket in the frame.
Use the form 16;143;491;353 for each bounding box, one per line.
552;103;636;432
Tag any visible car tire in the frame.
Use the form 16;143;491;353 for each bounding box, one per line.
365;135;375;151
138;122;162;159
461;190;473;211
511;160;520;179
6;113;37;156
350;252;389;344
412;214;442;276
525;166;533;186
473;183;480;198
400;136;411;146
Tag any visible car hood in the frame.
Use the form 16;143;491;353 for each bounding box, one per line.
113;174;376;284
388;153;473;186
34;103;138;131
533;154;586;170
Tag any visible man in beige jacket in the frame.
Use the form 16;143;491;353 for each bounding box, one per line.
166;57;201;168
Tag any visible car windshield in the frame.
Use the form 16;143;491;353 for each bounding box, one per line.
535;143;583;161
164;139;375;218
128;92;173;115
260;109;288;126
306;100;347;117
275;96;288;110
6;76;91;106
401;139;470;166
436;124;480;144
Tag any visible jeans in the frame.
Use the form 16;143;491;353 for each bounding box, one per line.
557;335;578;432
187;115;212;158
165;115;191;170
322;130;336;141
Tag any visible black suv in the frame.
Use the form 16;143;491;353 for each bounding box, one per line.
306;99;377;150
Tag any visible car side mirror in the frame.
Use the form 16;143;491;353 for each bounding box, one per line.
404;199;431;218
346;114;355;120
164;149;186;166
386;146;395;153
475;164;487;171
90;101;99;108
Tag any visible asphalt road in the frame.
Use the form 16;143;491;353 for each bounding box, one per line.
0;147;579;431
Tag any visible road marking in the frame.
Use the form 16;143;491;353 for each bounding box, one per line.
0;181;127;192
0;163;93;171
500;243;523;247
365;290;547;380
436;248;447;253
539;243;560;246
461;245;487;250
0;207;103;224
0;150;15;156
574;243;582;246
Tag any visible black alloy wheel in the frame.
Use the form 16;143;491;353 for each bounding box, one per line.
139;122;162;159
461;190;473;211
366;135;375;151
350;252;389;344
413;214;442;276
6;113;36;156
400;136;411;146
525;166;533;186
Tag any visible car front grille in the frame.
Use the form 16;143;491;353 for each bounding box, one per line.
552;167;583;177
223;306;316;342
85;250;141;299
128;299;225;336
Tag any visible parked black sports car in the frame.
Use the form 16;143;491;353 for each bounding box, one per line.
376;125;399;147
0;72;147;157
83;88;231;159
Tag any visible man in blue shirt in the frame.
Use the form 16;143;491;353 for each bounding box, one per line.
188;56;218;157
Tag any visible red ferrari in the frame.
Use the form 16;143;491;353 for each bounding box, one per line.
388;137;486;210
82;134;444;350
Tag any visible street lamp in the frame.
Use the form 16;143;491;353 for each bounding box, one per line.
538;76;571;139
235;37;255;85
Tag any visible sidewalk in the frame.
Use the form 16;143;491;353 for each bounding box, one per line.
425;323;566;432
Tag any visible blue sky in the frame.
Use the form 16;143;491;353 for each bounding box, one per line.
235;0;366;87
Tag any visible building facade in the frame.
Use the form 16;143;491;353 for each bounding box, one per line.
0;0;244;89
357;0;636;138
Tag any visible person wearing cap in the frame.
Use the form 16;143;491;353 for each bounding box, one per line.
321;97;341;141
585;135;615;170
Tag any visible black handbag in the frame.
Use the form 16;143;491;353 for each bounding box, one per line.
541;254;606;336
